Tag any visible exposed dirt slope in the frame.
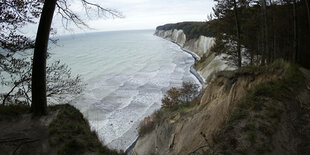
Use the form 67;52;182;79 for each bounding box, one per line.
133;61;310;155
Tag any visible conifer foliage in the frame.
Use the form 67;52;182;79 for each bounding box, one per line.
211;0;310;68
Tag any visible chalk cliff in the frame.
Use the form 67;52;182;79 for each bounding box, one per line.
154;29;233;83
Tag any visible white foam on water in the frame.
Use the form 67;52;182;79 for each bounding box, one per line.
46;30;200;151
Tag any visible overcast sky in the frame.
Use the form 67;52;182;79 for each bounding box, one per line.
25;0;215;36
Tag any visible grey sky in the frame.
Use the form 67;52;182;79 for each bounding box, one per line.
26;0;215;36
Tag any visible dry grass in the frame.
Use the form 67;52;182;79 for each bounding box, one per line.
48;104;124;155
211;60;304;154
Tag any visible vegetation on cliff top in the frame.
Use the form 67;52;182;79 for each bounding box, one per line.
0;104;123;155
157;1;310;70
49;104;123;155
207;60;308;154
156;22;216;39
211;0;310;69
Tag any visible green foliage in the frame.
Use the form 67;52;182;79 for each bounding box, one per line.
48;104;122;155
156;22;215;39
138;116;155;137
162;87;182;109
161;82;199;109
211;0;310;68
139;82;200;137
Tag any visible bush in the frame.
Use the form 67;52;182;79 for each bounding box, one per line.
162;82;199;109
0;103;30;120
180;82;199;102
138;116;155;137
48;104;121;155
138;82;200;137
161;87;181;109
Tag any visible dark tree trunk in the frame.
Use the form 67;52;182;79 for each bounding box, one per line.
269;0;274;62
250;50;254;65
233;0;242;68
273;34;276;61
293;0;298;63
305;0;310;31
31;0;57;116
260;0;268;65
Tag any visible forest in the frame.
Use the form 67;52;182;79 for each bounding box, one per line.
157;0;310;69
156;22;216;39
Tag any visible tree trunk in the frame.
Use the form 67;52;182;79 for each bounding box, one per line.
293;0;298;63
305;0;310;31
273;33;276;62
31;0;57;116
233;0;242;68
260;0;268;65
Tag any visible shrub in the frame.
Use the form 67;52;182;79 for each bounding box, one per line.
138;82;200;136
180;82;200;102
161;87;181;109
0;103;30;120
138;116;155;136
162;82;199;109
48;104;121;155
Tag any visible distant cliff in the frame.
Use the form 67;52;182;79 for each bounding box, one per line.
154;24;234;83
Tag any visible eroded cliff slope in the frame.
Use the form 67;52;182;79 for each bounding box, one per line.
133;60;310;155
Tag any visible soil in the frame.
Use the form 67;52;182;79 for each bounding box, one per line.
0;111;58;155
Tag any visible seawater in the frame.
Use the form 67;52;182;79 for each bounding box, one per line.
47;30;199;150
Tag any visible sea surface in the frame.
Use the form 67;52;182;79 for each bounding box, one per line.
39;30;200;150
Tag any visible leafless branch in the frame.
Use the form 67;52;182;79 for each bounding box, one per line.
55;0;123;30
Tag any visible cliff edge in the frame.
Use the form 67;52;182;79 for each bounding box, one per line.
154;25;234;84
132;60;310;155
0;104;123;155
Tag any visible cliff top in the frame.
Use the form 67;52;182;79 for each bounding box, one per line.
156;21;215;39
0;104;124;155
133;60;310;154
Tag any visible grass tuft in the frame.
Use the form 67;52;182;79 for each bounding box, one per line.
212;60;304;154
0;104;30;120
48;104;122;155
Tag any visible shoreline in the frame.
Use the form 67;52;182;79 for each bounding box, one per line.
124;33;206;154
124;136;139;154
172;41;205;85
163;38;205;85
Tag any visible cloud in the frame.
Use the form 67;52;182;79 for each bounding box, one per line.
26;0;215;35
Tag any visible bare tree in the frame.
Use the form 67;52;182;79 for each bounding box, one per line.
0;0;42;52
1;59;84;106
0;0;121;115
31;0;122;115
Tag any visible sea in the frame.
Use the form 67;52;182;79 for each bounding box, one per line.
8;30;201;151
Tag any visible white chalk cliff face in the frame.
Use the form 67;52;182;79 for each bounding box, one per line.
155;29;233;83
